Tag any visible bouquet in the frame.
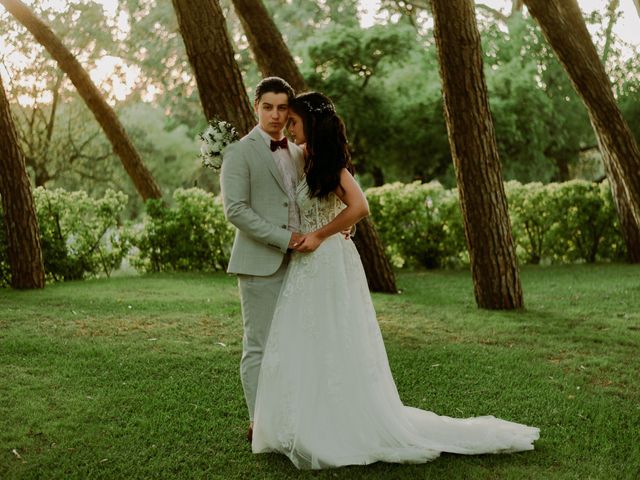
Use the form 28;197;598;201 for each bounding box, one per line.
199;118;239;172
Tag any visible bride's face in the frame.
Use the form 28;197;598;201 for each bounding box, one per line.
287;112;306;145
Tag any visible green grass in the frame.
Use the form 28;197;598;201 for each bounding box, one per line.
1;265;639;479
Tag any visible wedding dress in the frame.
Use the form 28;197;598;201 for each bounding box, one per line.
252;180;539;469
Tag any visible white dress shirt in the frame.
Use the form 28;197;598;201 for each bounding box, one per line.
257;127;301;232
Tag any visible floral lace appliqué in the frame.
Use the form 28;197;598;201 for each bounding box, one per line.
296;181;345;234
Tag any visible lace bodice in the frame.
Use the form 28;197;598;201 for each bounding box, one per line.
296;180;345;234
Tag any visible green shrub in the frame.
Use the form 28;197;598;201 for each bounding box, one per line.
367;179;626;268
33;187;129;281
1;179;628;287
544;180;625;263
366;181;466;268
130;188;234;272
505;180;557;264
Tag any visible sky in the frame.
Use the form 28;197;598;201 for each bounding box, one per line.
359;0;640;47
1;0;638;103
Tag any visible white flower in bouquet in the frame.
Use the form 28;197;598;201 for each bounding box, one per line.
199;119;239;172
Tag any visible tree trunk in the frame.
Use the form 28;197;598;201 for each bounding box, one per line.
431;0;523;309
351;217;397;293
511;0;524;16
605;162;640;262
0;77;45;289
524;0;640;262
0;0;162;200
230;0;306;93
633;0;640;19
554;156;570;182
231;0;397;292
171;0;255;136
371;166;385;187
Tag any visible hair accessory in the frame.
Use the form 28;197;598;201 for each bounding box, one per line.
302;100;335;114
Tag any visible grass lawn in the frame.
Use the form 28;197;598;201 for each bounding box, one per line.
1;264;639;479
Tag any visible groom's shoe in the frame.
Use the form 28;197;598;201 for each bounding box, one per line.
247;424;253;444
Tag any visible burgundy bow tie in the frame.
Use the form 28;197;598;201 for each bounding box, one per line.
270;137;288;151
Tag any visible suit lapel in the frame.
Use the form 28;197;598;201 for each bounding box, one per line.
246;127;287;193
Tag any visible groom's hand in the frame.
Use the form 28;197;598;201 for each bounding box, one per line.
289;232;305;249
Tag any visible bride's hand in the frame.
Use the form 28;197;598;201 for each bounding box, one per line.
293;232;323;253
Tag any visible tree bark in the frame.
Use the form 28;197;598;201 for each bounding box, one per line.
230;0;306;93
431;0;523;309
0;0;162;200
511;0;524;16
351;217;397;293
171;0;256;136
231;0;397;292
554;156;570;182
524;0;640;262
0;77;45;289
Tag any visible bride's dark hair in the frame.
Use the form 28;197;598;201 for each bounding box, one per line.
289;92;354;199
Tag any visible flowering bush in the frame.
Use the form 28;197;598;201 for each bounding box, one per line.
366;181;466;268
505;181;556;264
544;180;625;263
129;188;234;272
0;179;628;287
32;188;130;281
367;179;625;268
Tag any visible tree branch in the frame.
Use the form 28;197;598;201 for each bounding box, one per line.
475;3;508;22
601;0;620;65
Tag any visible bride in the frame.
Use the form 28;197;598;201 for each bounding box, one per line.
251;92;539;469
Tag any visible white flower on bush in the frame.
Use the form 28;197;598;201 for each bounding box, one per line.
199;119;239;172
425;196;433;209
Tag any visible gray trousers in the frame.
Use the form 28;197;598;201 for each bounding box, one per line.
237;254;290;421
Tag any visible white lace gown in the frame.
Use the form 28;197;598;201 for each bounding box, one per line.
252;181;539;469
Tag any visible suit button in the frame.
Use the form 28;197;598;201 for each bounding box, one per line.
283;202;288;207
281;224;287;229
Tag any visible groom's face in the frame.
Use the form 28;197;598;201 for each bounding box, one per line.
255;92;289;138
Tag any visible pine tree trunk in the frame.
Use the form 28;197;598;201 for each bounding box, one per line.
171;0;256;136
431;0;523;309
605;163;640;262
524;0;640;262
511;0;524;15
351;217;397;293
0;0;162;200
230;0;306;93
554;156;570;182
230;0;397;292
0;77;45;289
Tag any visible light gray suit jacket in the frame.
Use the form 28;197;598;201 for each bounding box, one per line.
220;126;304;276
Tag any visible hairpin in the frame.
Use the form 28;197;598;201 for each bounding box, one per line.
301;100;335;114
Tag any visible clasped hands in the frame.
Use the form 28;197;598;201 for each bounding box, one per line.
288;228;351;253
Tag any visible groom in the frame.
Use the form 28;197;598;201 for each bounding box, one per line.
220;77;304;443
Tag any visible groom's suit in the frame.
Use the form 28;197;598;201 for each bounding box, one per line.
221;125;303;421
